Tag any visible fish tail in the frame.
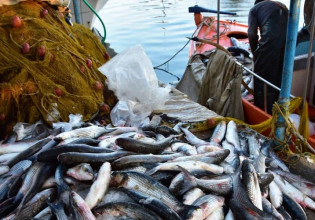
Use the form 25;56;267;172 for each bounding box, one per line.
47;200;64;213
178;204;202;219
176;165;197;195
13;192;23;204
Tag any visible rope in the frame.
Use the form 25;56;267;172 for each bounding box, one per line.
82;0;106;44
273;102;315;154
154;67;180;81
153;38;191;81
154;39;190;69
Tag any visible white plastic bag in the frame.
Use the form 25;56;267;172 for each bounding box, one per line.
110;100;150;127
289;113;315;136
99;45;170;126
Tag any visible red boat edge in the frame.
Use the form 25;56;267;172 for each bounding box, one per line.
242;98;315;149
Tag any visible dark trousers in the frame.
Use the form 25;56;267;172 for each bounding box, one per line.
254;77;280;114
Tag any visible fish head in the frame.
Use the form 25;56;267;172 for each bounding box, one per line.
111;171;128;187
242;159;255;175
78;163;94;179
67;163;94;181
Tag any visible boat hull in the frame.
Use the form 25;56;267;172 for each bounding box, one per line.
189;16;249;57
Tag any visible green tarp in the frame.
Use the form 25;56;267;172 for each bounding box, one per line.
176;49;244;121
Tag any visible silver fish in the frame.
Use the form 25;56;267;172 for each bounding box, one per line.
247;135;260;158
225;120;241;151
210;121;226;144
14;162;45;203
99;126;138;138
55;125;107;141
262;142;289;172
180;126;209;147
261;197;284;220
0;160;32;183
175;166;233;196
275;169;315;199
270;171;315;210
111;171;201;217
253;151;266;174
115;135;176;154
5;137;51;167
57;151;134;164
171;149;229;164
222;140;240;169
169;142;198;155
282;193;307;220
94;202;162;220
146;161;224;176
231;167;271;219
112;153;183;170
242;160;262;210
70;191;96;220
85;162;111;209
0;141;39;155
98;132;138;148
14;188;57;219
196;144;223;154
121;188;181;220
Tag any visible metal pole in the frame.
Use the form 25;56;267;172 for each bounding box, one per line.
73;0;82;24
217;0;220;44
302;2;315;106
275;0;301;144
236;62;295;98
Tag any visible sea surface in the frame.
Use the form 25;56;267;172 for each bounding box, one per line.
95;0;305;84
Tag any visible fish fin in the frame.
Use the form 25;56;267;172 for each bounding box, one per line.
236;149;250;157
14;199;25;218
145;167;159;176
176;165;197;196
47;201;64;212
13;191;23;204
54;136;63;142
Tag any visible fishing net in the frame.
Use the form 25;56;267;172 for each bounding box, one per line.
0;1;117;137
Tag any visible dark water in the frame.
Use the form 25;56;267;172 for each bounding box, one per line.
95;0;304;84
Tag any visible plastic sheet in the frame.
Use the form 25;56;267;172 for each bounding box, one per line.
99;45;170;126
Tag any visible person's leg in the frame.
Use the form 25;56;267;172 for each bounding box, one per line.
254;76;265;111
266;86;280;114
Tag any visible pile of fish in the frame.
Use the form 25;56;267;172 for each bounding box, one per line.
0;117;314;220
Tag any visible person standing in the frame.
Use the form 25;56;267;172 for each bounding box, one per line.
248;0;288;114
